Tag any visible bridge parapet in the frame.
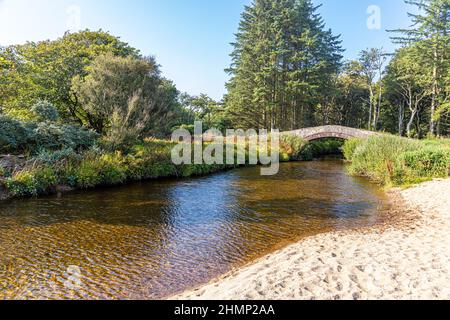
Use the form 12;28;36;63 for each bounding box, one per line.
283;125;377;141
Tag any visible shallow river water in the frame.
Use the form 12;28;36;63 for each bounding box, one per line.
0;160;391;299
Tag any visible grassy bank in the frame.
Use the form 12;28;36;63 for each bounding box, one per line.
7;132;446;200
343;135;450;187
1;135;343;200
1;140;230;199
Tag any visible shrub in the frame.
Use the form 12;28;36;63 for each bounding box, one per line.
32;148;83;167
5;171;36;196
0;114;99;154
342;138;362;161
6;167;57;197
0;115;30;153
99;153;128;185
401;148;450;179
31;100;60;122
343;135;450;186
347;135;421;185
74;160;103;189
279;135;307;161
33;167;58;194
172;124;195;135
28;122;99;153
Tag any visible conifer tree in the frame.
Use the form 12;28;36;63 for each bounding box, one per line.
225;0;343;130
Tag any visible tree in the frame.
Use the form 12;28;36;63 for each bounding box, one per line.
332;61;369;128
71;54;180;147
225;0;343;130
390;0;450;135
0;30;139;123
177;93;230;131
434;66;450;134
384;45;432;137
358;48;387;131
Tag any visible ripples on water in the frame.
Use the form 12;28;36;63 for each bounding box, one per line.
0;160;390;299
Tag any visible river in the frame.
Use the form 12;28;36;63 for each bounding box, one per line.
0;159;391;299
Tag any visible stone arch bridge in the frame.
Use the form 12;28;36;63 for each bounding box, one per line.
282;125;377;141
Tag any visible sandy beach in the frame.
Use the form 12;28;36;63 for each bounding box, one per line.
173;179;450;300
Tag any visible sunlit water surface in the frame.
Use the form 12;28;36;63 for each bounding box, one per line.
0;160;391;299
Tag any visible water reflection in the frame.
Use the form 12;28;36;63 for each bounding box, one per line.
0;160;390;299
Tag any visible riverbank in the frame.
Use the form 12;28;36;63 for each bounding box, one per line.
0;137;343;202
173;178;450;300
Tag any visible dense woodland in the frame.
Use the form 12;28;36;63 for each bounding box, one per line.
225;0;449;137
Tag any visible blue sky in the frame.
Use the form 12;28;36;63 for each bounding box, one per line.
0;0;415;100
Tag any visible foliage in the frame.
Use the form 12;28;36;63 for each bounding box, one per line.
0;30;139;124
401;147;450;178
316;62;369;129
177;93;231;132
343;135;450;186
2;135;314;198
0;166;6;177
6;167;57;197
31;100;60;122
72;54;181;147
0;114;98;154
1;140;199;196
358;48;387;130
278;135;308;161
225;0;343;130
342;138;363;161
0;115;30;153
389;0;450;136
32;148;83;167
29;122;99;153
383;44;432;137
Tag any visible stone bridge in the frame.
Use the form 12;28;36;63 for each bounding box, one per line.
283;125;377;141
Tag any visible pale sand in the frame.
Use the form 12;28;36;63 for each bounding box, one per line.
173;179;450;300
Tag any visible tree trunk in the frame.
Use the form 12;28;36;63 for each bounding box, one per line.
398;102;404;136
368;86;374;130
430;45;438;136
406;92;416;138
407;111;416;138
373;69;384;131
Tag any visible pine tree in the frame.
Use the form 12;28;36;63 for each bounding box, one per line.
225;0;343;130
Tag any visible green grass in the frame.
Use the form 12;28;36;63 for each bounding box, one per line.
343;135;450;187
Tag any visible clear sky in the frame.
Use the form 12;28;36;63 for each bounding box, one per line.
0;0;415;100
